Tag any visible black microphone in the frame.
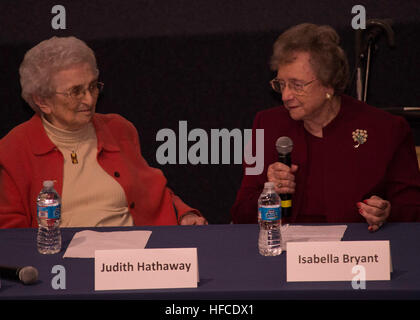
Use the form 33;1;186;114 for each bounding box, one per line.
365;19;395;47
380;107;420;120
381;106;420;112
275;136;293;218
0;265;39;285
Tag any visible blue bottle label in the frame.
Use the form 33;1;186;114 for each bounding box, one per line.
37;205;61;219
259;205;281;221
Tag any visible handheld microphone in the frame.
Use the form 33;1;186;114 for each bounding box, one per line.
0;265;39;285
275;136;293;217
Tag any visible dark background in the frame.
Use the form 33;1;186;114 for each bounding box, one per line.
1;0;420;223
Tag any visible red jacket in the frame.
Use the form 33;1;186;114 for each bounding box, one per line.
0;113;199;228
231;95;420;223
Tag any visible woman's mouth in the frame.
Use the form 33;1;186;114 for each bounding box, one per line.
77;108;92;113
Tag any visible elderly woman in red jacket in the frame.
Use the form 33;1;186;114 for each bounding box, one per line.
0;36;206;228
231;23;420;231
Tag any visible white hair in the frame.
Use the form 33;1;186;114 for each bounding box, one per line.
19;36;99;113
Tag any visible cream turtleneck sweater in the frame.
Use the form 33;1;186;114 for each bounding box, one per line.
41;116;133;227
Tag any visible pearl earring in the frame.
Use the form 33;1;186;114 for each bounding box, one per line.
326;93;332;100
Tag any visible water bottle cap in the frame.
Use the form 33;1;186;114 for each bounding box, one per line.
264;182;275;189
43;180;54;188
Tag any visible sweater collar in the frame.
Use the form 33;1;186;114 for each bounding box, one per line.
28;113;120;155
41;114;92;146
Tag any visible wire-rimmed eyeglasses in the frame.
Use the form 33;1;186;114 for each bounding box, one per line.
270;78;316;95
54;81;104;101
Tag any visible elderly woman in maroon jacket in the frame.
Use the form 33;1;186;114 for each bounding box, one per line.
231;23;420;231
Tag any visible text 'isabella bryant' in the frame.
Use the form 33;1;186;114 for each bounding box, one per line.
298;254;379;264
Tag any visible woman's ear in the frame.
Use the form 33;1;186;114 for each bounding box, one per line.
32;94;52;114
325;87;335;100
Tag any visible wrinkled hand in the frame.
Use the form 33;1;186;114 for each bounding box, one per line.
179;212;208;225
357;195;390;232
267;162;298;194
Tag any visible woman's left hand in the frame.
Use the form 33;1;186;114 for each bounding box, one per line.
357;195;390;232
179;212;208;225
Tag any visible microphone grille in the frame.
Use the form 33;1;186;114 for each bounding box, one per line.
275;136;293;155
19;266;39;285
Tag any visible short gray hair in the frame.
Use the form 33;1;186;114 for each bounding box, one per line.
19;36;99;113
270;23;349;96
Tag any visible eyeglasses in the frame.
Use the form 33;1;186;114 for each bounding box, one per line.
270;78;316;95
54;81;104;100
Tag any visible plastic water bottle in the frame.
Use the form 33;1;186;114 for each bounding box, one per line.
258;182;282;256
37;180;61;254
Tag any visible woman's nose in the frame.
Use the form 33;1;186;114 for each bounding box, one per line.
281;83;295;101
80;88;95;104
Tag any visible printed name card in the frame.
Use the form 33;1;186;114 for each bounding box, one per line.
94;248;198;291
286;241;391;282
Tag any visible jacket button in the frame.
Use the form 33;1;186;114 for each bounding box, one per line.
114;171;120;177
130;202;135;209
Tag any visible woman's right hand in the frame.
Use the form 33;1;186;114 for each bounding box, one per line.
267;162;298;194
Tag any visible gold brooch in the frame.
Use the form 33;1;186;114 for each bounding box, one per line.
352;129;368;148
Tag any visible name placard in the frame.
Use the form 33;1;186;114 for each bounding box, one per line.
286;241;391;282
94;248;198;291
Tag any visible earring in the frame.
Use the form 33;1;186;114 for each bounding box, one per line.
326;93;332;100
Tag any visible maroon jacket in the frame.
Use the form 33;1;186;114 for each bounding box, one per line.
231;95;420;223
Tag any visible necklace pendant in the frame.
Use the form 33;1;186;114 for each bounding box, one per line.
71;151;78;164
